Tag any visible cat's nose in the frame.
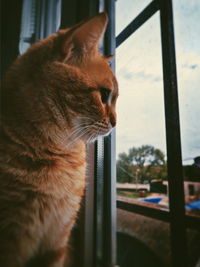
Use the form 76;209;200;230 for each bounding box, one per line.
110;114;116;127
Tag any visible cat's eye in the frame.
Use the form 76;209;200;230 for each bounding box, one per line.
100;88;111;104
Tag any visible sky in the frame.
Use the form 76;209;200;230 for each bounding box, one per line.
115;0;200;164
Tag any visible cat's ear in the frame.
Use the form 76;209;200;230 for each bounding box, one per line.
62;12;108;61
71;12;108;53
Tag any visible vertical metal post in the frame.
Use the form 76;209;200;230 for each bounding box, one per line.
159;0;187;266
95;138;105;267
103;132;117;267
103;0;117;266
82;144;96;267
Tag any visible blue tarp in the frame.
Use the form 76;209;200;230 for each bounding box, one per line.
142;197;200;210
185;199;200;210
143;197;163;204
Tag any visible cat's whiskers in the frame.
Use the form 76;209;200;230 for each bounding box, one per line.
65;117;111;147
66;124;91;141
88;133;97;143
66;125;93;148
86;125;100;143
68;128;92;147
66;128;87;145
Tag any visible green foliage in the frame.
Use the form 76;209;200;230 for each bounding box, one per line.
117;145;167;183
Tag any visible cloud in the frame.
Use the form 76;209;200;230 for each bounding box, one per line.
115;24;200;159
182;64;198;70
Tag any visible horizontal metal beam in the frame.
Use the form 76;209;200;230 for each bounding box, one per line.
117;198;200;231
116;0;159;48
117;198;170;222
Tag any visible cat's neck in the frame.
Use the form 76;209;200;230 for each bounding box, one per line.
1;117;85;160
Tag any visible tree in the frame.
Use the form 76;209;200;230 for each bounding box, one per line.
129;145;165;167
117;145;167;183
117;152;133;183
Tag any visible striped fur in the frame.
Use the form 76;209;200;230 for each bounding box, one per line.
0;12;118;267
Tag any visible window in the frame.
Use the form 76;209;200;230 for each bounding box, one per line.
19;0;61;54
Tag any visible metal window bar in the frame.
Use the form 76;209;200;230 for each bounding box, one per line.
116;0;159;48
94;1;117;266
115;0;200;266
159;0;187;266
103;1;117;266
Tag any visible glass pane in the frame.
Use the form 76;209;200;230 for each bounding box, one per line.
116;0;152;35
115;11;171;266
116;13;169;207
173;0;200;216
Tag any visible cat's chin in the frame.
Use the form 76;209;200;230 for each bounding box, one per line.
72;118;113;144
101;128;113;137
86;128;113;143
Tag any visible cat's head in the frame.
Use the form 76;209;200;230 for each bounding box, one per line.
5;13;118;145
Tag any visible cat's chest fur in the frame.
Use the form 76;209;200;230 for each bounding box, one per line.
32;145;86;249
0;141;86;236
35;143;86;199
30;150;86;247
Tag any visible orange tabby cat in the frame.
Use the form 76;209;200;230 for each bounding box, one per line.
0;12;118;267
